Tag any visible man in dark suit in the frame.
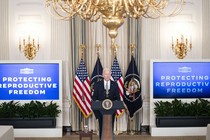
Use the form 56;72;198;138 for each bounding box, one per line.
92;68;120;139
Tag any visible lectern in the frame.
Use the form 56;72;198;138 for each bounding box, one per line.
91;99;124;140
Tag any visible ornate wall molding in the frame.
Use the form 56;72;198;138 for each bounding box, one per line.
9;0;51;60
0;0;9;59
141;18;161;125
160;0;202;59
202;0;210;58
51;18;71;126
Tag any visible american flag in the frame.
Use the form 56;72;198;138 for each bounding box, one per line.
72;59;92;118
111;57;124;117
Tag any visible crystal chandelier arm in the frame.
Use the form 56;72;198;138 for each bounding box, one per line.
145;0;169;17
88;11;101;22
46;0;75;20
129;0;163;18
78;1;101;21
107;0;112;5
123;0;130;15
124;0;137;17
112;0;124;16
161;0;184;15
147;0;167;8
143;0;185;18
61;0;78;15
77;0;92;15
127;0;135;6
127;0;148;18
45;0;185;43
166;1;185;17
73;0;89;14
125;0;135;10
51;0;72;19
112;0;116;16
94;0;100;5
52;0;89;19
137;0;145;6
53;0;72;14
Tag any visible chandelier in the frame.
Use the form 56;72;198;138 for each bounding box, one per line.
46;0;185;46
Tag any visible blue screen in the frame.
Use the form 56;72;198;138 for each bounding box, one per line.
153;62;210;98
0;63;59;100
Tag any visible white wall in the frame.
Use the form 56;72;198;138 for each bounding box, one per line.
0;0;9;59
9;0;51;60
159;0;202;59
141;0;203;126
7;0;71;127
202;0;210;58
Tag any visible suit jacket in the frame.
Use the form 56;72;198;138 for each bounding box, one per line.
92;80;120;119
92;80;120;101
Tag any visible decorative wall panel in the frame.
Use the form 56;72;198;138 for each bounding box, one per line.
0;0;9;59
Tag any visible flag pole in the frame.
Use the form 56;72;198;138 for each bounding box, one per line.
80;44;85;60
112;44;118;57
73;43;92;134
96;44;101;57
129;117;135;135
80;44;85;102
80;44;86;132
112;44;118;135
95;44;101;135
130;44;136;86
113;44;119;135
112;44;124;136
129;44;136;135
96;44;100;81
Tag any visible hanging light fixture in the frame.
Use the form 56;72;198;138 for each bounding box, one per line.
45;0;185;46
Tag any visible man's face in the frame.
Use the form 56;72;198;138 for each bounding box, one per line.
103;70;111;81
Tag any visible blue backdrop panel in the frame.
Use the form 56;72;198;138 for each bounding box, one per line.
153;62;210;98
0;63;59;100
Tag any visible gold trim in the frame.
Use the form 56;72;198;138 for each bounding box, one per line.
19;36;40;60
102;99;113;110
72;96;92;118
172;35;192;59
46;0;185;46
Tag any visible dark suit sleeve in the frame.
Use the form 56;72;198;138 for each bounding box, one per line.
113;82;120;101
92;82;100;119
92;82;99;101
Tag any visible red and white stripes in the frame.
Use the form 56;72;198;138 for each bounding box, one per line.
72;76;92;118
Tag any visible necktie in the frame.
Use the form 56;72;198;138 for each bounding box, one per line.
106;81;109;95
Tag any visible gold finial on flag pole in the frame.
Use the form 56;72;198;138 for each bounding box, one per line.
112;44;119;57
96;44;101;57
80;44;86;59
129;44;136;56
